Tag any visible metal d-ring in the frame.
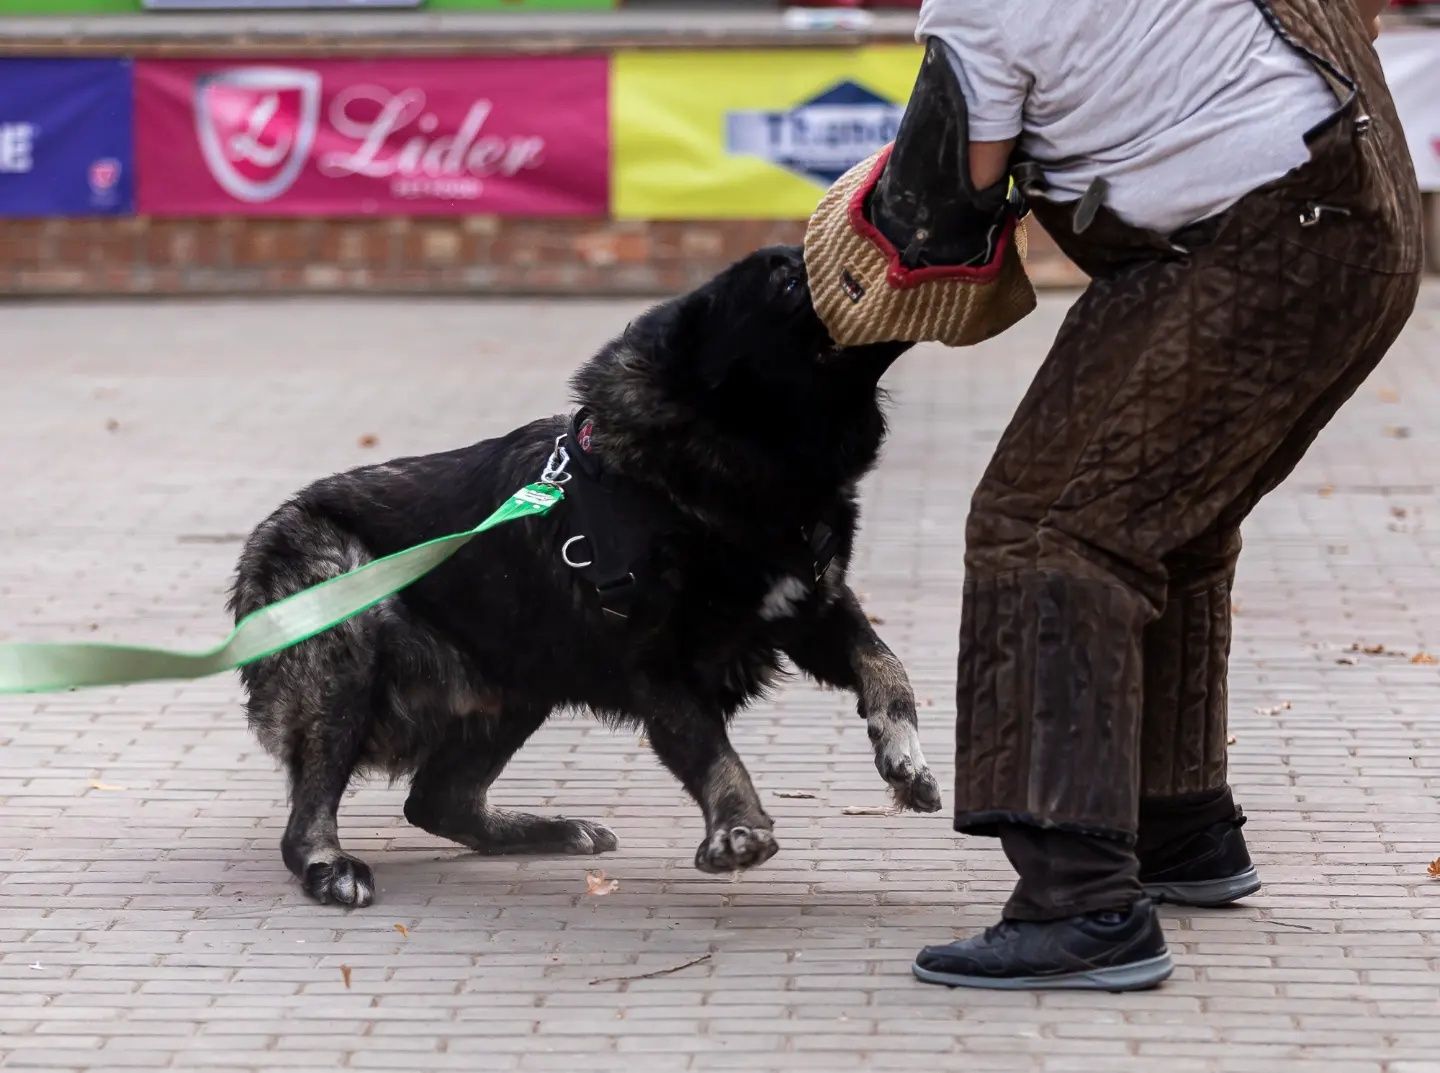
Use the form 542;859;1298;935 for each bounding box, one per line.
562;535;593;569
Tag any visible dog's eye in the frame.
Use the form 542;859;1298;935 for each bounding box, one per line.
783;276;802;294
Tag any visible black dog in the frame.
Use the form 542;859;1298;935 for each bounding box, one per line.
231;246;942;907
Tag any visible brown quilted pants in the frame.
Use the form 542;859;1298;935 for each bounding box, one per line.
954;101;1423;917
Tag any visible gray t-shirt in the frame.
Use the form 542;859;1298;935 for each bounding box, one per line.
916;0;1341;233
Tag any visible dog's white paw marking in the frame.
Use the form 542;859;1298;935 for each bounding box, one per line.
871;720;943;813
759;575;809;621
695;824;779;873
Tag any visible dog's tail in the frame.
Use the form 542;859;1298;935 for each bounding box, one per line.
229;498;372;624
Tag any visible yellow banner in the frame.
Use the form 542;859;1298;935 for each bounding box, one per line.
613;47;922;220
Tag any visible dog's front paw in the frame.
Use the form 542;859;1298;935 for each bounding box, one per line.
694;824;779;874
887;762;943;813
303;855;376;908
871;720;943;813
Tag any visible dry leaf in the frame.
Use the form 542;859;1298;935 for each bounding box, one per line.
842;804;899;817
1317;484;1335;498
1410;652;1438;666
1384;425;1411;440
357;434;380;449
585;870;619;896
104;418;120;433
1352;642;1389;656
339;964;352;989
1230;600;1243;617
774;791;816;799
1226;734;1237;746
1254;702;1292;716
1335;657;1356;665
88;780;126;791
1426;858;1440;879
866;614;885;625
1391;506;1409;520
393;923;409;938
1378;387;1400;403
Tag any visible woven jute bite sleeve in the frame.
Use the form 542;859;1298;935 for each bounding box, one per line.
803;146;1036;348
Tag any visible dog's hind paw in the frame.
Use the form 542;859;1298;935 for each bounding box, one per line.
694;824;779;874
560;819;619;855
303;855;376;908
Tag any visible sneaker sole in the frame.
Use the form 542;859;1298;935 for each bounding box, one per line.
1144;867;1262;908
911;951;1174;993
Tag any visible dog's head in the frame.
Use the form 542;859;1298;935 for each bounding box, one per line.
603;246;906;408
665;245;836;391
572;245;908;497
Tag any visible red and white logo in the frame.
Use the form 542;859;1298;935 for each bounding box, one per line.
194;66;320;204
88;158;121;194
136;58;609;217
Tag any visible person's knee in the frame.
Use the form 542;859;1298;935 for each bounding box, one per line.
1163;529;1241;591
964;483;1043;574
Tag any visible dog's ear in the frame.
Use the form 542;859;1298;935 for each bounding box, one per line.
663;292;738;390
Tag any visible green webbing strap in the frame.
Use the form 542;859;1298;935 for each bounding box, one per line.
0;483;564;697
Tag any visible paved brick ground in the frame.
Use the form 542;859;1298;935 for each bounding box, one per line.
1;287;1438;1072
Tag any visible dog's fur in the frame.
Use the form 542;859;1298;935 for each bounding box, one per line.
232;246;941;907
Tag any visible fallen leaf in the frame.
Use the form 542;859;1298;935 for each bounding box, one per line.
357;434;380;449
1351;642;1390;656
1391;506;1409;520
842;804;899;817
585;870;619;896
1410;652;1438;666
104;418;120;433
1335;657;1356;665
1231;600;1243;616
1317;484;1335;498
1254;702;1292;716
88;780;126;791
774;791;816;799
1427;858;1440;879
1378;387;1400;403
866;614;885;626
1226;734;1237;746
393;923;409;938
340;964;352;989
1384;425;1411;439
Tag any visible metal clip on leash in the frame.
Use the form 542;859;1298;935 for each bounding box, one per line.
541;434;572;487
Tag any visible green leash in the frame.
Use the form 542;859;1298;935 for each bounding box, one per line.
0;482;564;697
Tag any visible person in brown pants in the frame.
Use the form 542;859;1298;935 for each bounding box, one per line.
851;0;1424;990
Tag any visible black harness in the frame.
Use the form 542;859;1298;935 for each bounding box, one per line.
557;411;841;620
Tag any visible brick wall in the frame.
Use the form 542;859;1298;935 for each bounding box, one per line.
0;215;1088;296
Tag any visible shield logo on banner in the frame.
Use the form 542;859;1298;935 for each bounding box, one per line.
88;158;121;194
194;67;321;204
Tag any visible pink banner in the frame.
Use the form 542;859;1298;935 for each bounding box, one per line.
135;58;609;216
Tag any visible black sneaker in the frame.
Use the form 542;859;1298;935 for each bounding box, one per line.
912;899;1173;992
1140;816;1262;907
